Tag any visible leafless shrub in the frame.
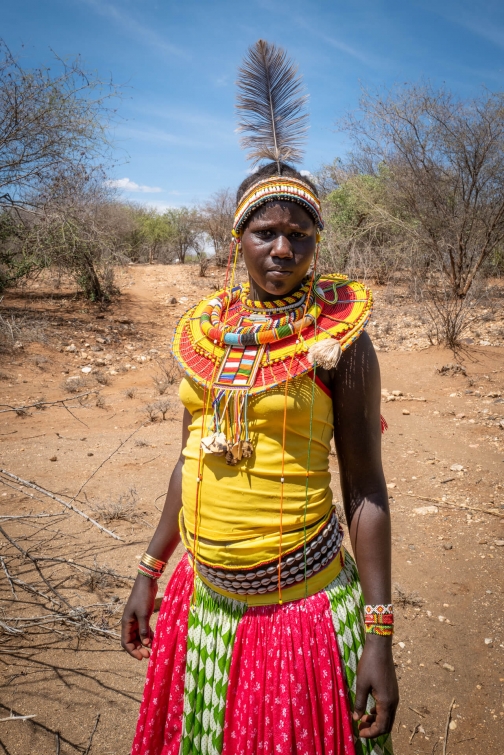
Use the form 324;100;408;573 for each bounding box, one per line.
81;557;117;592
32;355;49;369
61;375;89;393
153;398;170;420
134;438;149;447
198;254;210;277
394;584;424;608
437;363;467;377
34;397;47;410
124;387;137;399
94;370;110;386
94;487;139;524
144;403;159;422
152;355;180;395
95;394;107;409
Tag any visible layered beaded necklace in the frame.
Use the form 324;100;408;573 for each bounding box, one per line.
199;279;321;347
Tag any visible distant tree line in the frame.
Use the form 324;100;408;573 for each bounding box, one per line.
1;41;503;344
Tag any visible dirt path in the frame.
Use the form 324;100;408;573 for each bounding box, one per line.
0;265;503;754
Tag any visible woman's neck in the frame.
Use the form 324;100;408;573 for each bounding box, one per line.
247;274;306;303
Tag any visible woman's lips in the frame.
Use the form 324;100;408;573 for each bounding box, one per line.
268;269;292;277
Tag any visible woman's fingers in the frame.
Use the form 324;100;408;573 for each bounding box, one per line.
121;613;151;660
352;676;370;721
358;701;395;738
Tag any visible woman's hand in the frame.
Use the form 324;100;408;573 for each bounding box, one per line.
121;576;159;660
353;635;399;738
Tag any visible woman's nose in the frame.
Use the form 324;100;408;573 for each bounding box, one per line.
271;234;293;258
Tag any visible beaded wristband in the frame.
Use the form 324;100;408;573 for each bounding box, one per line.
364;604;394;636
365;624;394;636
137;552;167;580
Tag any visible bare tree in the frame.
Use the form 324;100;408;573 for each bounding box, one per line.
200;188;235;266
341;84;504;299
0;41;117;212
165;207;201;264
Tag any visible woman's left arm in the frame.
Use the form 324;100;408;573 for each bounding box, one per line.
329;331;399;739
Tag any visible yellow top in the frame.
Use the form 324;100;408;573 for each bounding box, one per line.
179;372;335;570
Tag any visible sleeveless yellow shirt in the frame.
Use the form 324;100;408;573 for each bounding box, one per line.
179;372;337;573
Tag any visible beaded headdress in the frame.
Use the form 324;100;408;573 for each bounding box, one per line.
232;176;324;237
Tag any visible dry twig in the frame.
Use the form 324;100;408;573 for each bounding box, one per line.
0;470;121;539
443;698;455;755
407;493;504;519
84;713;100;755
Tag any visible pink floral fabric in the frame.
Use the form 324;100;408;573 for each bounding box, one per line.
131;556;193;755
222;591;356;755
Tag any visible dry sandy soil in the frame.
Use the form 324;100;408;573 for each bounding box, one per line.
0;264;503;755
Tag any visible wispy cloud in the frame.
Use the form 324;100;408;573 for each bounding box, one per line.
294;16;387;68
81;0;190;60
447;14;504;50
107;177;162;193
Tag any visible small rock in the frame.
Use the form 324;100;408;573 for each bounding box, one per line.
87;452;94;457
449;720;457;730
438;615;446;622
13;341;23;349
413;506;438;515
49;456;58;462
81;366;92;374
494;540;504;547
386;395;396;402
392;390;403;397
478;539;488;545
402;409;410;415
65;344;77;352
387;482;396;489
398;641;406;649
169;296;178;305
442;663;455;672
486;392;501;398
443;543;453;550
450;464;464;472
484;638;493;645
455;413;465;419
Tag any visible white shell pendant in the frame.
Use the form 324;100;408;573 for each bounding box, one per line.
200;432;228;455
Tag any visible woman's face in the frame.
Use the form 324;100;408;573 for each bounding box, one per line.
240;201;317;302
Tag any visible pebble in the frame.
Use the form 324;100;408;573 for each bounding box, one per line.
438;615;446;622
449;720;457;730
402;409;410;415
398;641;406;649
484;638;493;645
495;540;504;547
413;506;438;515
81;366;92;374
443;543;453;550
442;663;455;672
387;482;396;489
49;456;57;462
450;464;464;472
392;390;403;396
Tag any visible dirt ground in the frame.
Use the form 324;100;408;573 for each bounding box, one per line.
0;264;503;755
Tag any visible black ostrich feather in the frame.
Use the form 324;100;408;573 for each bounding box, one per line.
236;39;309;171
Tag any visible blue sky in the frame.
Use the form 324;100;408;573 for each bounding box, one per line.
3;0;504;209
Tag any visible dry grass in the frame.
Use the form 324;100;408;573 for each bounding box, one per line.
152;399;171;420
394;584;424;608
124;387;137;399
94;487;139;524
94;370;111;386
151;355;180;395
61;375;90;393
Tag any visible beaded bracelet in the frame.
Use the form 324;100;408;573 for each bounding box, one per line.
137;552;167;580
364;604;394;636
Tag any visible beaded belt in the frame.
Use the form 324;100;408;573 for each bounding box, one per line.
184;510;343;597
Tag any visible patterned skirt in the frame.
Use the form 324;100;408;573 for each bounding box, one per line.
131;554;393;755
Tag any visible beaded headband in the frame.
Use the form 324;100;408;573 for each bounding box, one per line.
232;176;324;236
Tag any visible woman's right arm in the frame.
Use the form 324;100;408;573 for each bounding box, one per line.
121;407;191;660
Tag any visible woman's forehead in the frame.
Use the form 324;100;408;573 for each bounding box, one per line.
246;201;315;228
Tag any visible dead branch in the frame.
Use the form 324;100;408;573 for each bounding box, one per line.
67;423;145;506
0;713;36;722
407;492;504;519
0;470;122;539
0;391;98;414
443;698;455;755
0;555;17;598
84;713;100;755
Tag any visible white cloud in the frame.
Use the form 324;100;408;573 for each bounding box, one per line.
107;177;163;194
82;0;189;60
300;170;313;177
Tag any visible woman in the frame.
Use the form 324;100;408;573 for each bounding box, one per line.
122;162;398;755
